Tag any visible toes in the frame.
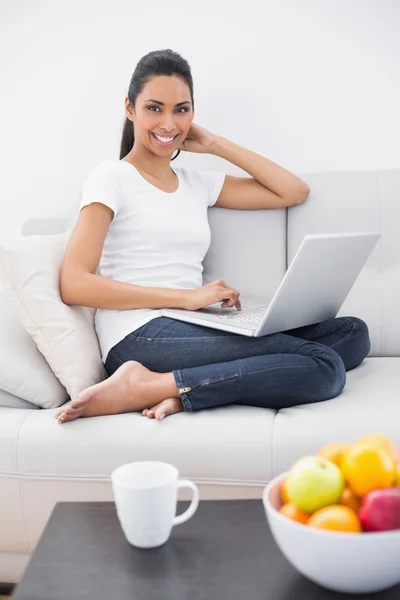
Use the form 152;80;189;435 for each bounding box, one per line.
56;403;72;421
154;398;183;421
56;402;84;424
56;404;70;418
154;400;172;421
57;412;69;424
155;407;166;421
56;388;97;423
144;402;163;419
57;410;80;424
142;398;183;421
56;391;93;419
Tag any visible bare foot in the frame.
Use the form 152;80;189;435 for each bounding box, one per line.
142;397;184;421
56;361;178;424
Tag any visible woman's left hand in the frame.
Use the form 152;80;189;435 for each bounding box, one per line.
178;123;216;154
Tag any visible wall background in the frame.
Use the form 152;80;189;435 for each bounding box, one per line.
1;0;399;237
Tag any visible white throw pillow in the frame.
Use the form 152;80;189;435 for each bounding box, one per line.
0;290;67;408
0;233;107;401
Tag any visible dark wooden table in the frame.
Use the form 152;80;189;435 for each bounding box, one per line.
11;500;400;600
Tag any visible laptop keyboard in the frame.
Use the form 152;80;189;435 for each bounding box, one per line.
213;307;267;324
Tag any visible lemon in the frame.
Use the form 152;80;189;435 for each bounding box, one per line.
341;443;396;496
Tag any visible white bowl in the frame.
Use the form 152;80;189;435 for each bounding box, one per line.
263;471;400;594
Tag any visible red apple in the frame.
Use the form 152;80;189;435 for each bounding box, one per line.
359;488;400;532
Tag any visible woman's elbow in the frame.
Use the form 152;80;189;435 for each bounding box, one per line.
59;269;80;305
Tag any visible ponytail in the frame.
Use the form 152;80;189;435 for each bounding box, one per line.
119;117;135;160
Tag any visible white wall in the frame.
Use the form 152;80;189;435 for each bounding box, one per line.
1;0;399;238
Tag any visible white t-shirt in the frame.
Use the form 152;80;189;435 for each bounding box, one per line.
79;159;226;362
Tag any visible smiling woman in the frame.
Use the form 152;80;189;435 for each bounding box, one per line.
146;98;192;148
55;48;370;427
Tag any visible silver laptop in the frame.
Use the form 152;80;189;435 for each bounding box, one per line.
161;232;380;337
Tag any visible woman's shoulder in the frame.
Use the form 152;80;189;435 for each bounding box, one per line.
84;159;137;188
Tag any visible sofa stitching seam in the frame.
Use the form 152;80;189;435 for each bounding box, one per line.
14;411;36;553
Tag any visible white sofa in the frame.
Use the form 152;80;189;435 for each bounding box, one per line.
1;167;399;585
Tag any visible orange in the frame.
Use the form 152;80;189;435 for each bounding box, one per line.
355;434;399;466
307;504;362;533
395;465;400;486
279;502;310;524
280;478;291;504
317;442;350;469
340;486;361;513
341;442;396;496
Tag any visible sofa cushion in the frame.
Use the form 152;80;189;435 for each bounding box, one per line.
0;233;106;402
272;357;400;474
0;290;67;408
0;387;39;410
12;403;275;549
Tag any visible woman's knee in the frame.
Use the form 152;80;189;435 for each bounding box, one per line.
344;316;371;368
310;346;347;402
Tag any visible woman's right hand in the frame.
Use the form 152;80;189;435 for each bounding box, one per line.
184;279;242;311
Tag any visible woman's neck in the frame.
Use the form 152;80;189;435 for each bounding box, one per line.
124;147;174;181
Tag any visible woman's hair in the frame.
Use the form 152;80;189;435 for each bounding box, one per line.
120;49;194;162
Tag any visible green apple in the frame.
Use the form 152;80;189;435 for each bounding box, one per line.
286;455;345;513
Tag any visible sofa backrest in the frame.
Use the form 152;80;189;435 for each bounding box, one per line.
22;168;400;357
205;169;400;358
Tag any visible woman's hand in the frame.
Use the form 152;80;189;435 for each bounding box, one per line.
183;279;242;311
178;123;217;154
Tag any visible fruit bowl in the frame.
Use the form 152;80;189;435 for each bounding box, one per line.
263;471;400;594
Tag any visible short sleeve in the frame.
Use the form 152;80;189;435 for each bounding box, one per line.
80;161;121;222
197;170;226;207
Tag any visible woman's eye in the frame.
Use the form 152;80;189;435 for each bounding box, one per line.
148;106;188;113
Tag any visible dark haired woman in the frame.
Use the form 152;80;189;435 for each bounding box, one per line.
56;49;370;424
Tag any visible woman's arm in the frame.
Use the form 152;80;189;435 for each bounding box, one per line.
179;123;310;206
209;135;310;203
61;203;191;310
62;272;192;311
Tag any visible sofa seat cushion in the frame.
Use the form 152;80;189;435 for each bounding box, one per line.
15;404;275;482
3;404;275;550
273;357;400;473
0;408;35;473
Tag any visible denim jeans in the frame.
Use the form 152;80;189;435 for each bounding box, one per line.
105;315;371;412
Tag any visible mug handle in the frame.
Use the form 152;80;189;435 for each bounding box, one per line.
172;479;200;526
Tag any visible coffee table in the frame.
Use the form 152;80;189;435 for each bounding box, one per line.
12;500;400;599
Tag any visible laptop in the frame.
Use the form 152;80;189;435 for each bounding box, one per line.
160;231;381;337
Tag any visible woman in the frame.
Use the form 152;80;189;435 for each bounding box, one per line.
56;49;370;424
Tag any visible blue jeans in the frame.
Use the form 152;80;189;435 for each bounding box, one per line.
105;316;371;412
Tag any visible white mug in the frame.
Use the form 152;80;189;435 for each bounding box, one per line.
111;461;199;549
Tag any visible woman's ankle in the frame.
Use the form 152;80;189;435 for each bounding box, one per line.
144;372;180;404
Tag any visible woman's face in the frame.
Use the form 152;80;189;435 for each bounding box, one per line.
126;75;194;155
